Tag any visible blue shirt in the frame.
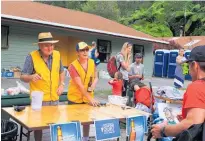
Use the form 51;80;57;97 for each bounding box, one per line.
22;50;64;75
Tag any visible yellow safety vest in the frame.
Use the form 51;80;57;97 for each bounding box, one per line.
30;50;60;101
67;59;95;103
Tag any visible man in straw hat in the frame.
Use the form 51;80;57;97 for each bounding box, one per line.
20;32;65;141
151;46;205;140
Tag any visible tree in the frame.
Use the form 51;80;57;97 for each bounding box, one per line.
81;1;120;21
120;2;173;37
164;1;205;36
37;1;85;10
117;1;153;18
36;1;205;37
174;4;205;36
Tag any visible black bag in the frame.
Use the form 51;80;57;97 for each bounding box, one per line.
173;122;205;141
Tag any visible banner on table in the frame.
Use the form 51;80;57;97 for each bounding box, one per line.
94;118;121;141
126;116;146;141
50;121;82;141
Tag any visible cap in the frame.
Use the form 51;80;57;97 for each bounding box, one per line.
135;53;143;59
76;42;90;51
92;41;96;45
186;46;205;62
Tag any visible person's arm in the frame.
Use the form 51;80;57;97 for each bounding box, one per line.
108;80;114;85
164;108;205;137
152;83;205;138
59;72;65;85
20;55;41;83
121;61;130;71
108;79;118;85
95;48;99;58
91;67;98;90
118;54;130;71
57;60;65;96
69;65;99;106
176;56;185;65
128;74;142;79
151;108;205;138
141;65;144;80
128;65;142;79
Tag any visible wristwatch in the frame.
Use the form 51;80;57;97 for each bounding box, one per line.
60;82;65;86
160;125;167;137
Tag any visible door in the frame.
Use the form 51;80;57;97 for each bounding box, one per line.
133;44;144;63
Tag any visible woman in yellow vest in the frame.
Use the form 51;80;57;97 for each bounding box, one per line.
20;32;65;141
67;41;99;141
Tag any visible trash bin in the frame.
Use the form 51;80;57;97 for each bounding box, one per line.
1;120;18;141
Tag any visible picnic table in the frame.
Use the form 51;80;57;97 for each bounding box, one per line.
2;104;150;141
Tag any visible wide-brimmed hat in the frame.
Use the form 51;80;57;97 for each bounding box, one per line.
34;32;59;44
76;42;91;51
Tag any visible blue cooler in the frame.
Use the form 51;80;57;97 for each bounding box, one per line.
168;50;179;78
4;72;14;78
154;50;170;77
184;50;192;81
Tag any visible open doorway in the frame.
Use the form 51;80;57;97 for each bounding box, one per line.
133;44;144;63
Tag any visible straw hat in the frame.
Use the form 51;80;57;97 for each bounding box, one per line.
34;32;59;44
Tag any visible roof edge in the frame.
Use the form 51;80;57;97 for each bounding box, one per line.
1;14;169;44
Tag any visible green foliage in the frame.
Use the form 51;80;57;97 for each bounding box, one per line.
37;1;205;37
120;1;173;37
173;2;205;36
81;1;120;21
132;23;173;37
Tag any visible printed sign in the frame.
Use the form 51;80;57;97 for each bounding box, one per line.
126;116;146;141
94;119;120;141
50;122;82;141
157;103;182;124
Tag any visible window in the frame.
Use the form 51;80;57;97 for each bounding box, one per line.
133;44;144;62
97;39;111;63
1;26;9;49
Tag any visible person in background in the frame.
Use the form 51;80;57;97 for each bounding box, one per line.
108;71;123;96
174;48;186;89
128;53;147;92
89;41;100;66
67;41;99;141
151;46;205;139
128;53;152;113
20;32;65;141
116;42;132;97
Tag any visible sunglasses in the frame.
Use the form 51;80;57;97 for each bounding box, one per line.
79;48;89;52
